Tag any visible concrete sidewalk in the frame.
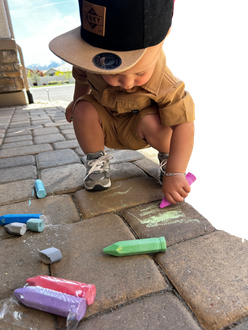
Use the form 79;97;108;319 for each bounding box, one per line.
0;103;248;330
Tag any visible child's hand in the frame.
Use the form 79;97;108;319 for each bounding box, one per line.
162;175;191;204
65;101;74;123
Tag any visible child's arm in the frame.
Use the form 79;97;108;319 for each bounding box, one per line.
162;121;194;204
65;81;91;123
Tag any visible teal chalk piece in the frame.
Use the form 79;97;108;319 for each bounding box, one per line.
34;179;47;199
0;214;42;226
27;218;44;232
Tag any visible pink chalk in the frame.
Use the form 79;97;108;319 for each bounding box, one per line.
159;172;196;208
26;275;96;305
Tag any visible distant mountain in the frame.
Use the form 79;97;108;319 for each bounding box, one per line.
27;59;65;71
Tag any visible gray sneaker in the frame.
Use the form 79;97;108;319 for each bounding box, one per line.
158;152;169;185
84;151;113;191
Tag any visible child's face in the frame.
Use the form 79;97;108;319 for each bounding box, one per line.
101;40;164;90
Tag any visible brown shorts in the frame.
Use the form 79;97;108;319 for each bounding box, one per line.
74;94;159;150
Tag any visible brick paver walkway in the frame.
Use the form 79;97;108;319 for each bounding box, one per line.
0;103;248;330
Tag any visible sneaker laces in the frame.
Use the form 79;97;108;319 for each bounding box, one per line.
159;158;167;174
84;154;113;181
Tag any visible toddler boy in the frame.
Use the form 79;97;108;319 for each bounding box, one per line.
49;0;195;205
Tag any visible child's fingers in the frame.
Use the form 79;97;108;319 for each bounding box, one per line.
165;192;184;204
178;188;188;198
183;181;191;193
65;113;72;123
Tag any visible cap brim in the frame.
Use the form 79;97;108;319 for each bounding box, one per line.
49;27;146;74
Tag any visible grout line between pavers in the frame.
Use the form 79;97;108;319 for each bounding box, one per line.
167;283;205;329
167;228;219;249
151;251;206;329
70;193;85;222
116;212;140;239
0;107;16;150
81;289;171;323
223;315;248;329
132;161;159;182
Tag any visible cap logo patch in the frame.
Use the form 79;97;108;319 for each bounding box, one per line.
92;53;122;70
83;0;106;36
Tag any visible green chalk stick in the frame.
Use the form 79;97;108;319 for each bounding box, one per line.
103;237;166;257
26;218;44;232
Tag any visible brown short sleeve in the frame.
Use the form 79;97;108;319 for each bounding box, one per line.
72;66;88;84
158;81;195;127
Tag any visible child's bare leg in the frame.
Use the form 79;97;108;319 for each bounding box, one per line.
73;100;104;154
137;114;172;152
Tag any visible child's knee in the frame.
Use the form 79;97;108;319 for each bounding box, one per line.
143;114;161;126
74;100;99;122
138;114;161;134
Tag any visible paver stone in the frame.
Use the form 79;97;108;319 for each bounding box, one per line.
0;144;52;159
155;231;248;330
5;128;41;137
53;140;79;150
3;135;32;143
31;120;52;126
6;125;36;133
0;155;35;169
63;133;76;140
134;156;160;180
33;127;59;136
34;133;65;144
74;177;164;219
44;120;68;127
1;140;33;149
111;162;146;182
0;165;37;184
0;180;35;206
60;128;74;135
36;149;81;170
8;122;30;128
40;163;86;194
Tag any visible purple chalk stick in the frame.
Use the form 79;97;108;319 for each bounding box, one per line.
160;172;196;208
13;286;86;321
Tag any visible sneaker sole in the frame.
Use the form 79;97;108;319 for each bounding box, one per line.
84;181;111;191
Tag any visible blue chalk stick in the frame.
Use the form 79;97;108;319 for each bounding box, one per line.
34;179;46;199
0;214;42;225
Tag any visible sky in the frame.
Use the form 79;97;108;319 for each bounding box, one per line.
8;0;80;66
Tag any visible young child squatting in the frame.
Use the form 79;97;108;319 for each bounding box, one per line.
49;0;195;205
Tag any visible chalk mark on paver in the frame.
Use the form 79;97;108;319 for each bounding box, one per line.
110;187;132;196
96;201;115;211
28;188;35;205
100;187;132;199
128;205;200;227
